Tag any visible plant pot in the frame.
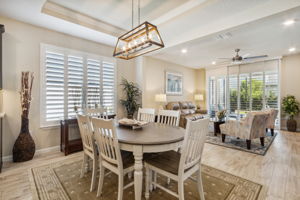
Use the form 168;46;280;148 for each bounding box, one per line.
13;117;35;162
287;119;297;132
127;114;134;119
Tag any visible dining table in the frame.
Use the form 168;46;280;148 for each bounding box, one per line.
116;122;185;200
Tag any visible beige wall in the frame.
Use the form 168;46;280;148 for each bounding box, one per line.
281;53;300;130
195;68;206;109
0;16;135;157
142;57;206;110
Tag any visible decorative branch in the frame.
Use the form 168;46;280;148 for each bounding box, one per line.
20;71;34;118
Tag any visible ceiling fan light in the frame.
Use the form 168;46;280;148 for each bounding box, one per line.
113;21;164;60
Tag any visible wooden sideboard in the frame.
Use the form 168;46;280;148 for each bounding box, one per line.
60;114;116;156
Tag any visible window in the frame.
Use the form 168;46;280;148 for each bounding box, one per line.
40;44;116;127
208;76;226;117
207;59;279;122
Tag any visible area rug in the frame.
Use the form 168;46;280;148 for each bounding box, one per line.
206;130;277;155
29;157;266;200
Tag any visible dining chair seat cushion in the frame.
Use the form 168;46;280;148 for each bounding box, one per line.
120;151;135;169
144;150;183;175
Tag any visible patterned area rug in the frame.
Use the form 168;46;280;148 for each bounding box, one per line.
29;157;266;200
206;130;277;155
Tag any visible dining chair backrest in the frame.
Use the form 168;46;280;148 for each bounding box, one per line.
157;109;180;127
91;118;123;168
86;107;108;119
137;108;155;123
179;118;209;172
77;114;96;154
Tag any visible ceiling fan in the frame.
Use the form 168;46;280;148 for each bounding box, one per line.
218;49;268;63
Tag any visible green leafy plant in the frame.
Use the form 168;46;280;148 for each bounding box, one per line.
120;78;141;119
217;109;227;121
282;95;300;120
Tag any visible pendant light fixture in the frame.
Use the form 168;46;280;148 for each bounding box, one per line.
113;0;164;60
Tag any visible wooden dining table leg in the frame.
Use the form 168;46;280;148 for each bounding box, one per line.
133;145;143;200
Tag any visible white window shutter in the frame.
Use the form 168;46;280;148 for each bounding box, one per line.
102;61;115;114
41;44;117;127
87;59;101;108
67;55;84;118
44;51;65;123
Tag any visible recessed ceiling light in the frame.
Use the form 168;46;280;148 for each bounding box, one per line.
289;47;296;52
283;19;295;26
212;61;216;65
181;49;187;54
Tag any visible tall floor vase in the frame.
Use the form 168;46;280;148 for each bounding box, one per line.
13;117;35;162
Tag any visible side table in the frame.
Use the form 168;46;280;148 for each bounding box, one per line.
213;120;225;136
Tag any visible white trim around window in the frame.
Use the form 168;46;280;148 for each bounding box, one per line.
40;43;117;128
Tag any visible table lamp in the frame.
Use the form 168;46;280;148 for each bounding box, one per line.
155;94;167;110
194;94;204;109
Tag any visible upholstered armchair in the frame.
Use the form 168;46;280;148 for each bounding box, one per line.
220;112;269;149
265;109;278;136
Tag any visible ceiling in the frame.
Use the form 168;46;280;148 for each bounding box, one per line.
49;0;189;30
153;6;300;68
0;0;300;68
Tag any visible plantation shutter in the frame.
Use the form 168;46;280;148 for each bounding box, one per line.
102;61;115;114
228;75;238;117
41;44;117;127
265;71;278;109
44;51;65;124
67;55;84;118
239;73;251;113
251;72;264;111
216;77;226;110
87;59;101;108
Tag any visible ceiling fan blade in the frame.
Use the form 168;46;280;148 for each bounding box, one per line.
242;53;250;58
244;55;268;60
217;58;232;60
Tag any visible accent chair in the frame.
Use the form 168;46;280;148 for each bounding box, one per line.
220;112;269;149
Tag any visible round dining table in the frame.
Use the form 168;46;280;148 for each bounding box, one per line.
116;123;185;200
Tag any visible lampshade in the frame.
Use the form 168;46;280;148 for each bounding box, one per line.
113;21;164;60
155;94;167;103
194;94;204;101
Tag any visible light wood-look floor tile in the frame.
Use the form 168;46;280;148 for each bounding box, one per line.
0;130;300;200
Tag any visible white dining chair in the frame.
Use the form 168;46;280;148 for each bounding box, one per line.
86;107;108;119
76;114;98;192
157;109;180;127
137;108;155;122
144;118;209;200
155;109;180;185
91;118;135;199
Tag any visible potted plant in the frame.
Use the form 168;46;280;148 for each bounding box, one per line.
282;95;300;132
217;110;227;122
120;78;141;119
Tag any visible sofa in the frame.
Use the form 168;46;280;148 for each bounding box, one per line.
165;101;208;128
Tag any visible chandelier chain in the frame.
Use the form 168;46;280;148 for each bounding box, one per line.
138;0;140;25
132;0;134;29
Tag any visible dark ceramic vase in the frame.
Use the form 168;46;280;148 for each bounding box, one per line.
13;117;35;162
287;119;297;132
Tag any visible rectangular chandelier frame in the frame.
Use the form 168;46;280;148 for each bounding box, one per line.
113;21;164;60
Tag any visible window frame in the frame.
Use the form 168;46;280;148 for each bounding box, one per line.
40;43;117;128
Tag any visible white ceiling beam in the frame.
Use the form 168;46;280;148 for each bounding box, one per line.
42;1;125;37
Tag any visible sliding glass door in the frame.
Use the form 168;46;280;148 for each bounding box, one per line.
207;59;279;122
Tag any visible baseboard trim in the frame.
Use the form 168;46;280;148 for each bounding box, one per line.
3;145;60;162
280;126;300;132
